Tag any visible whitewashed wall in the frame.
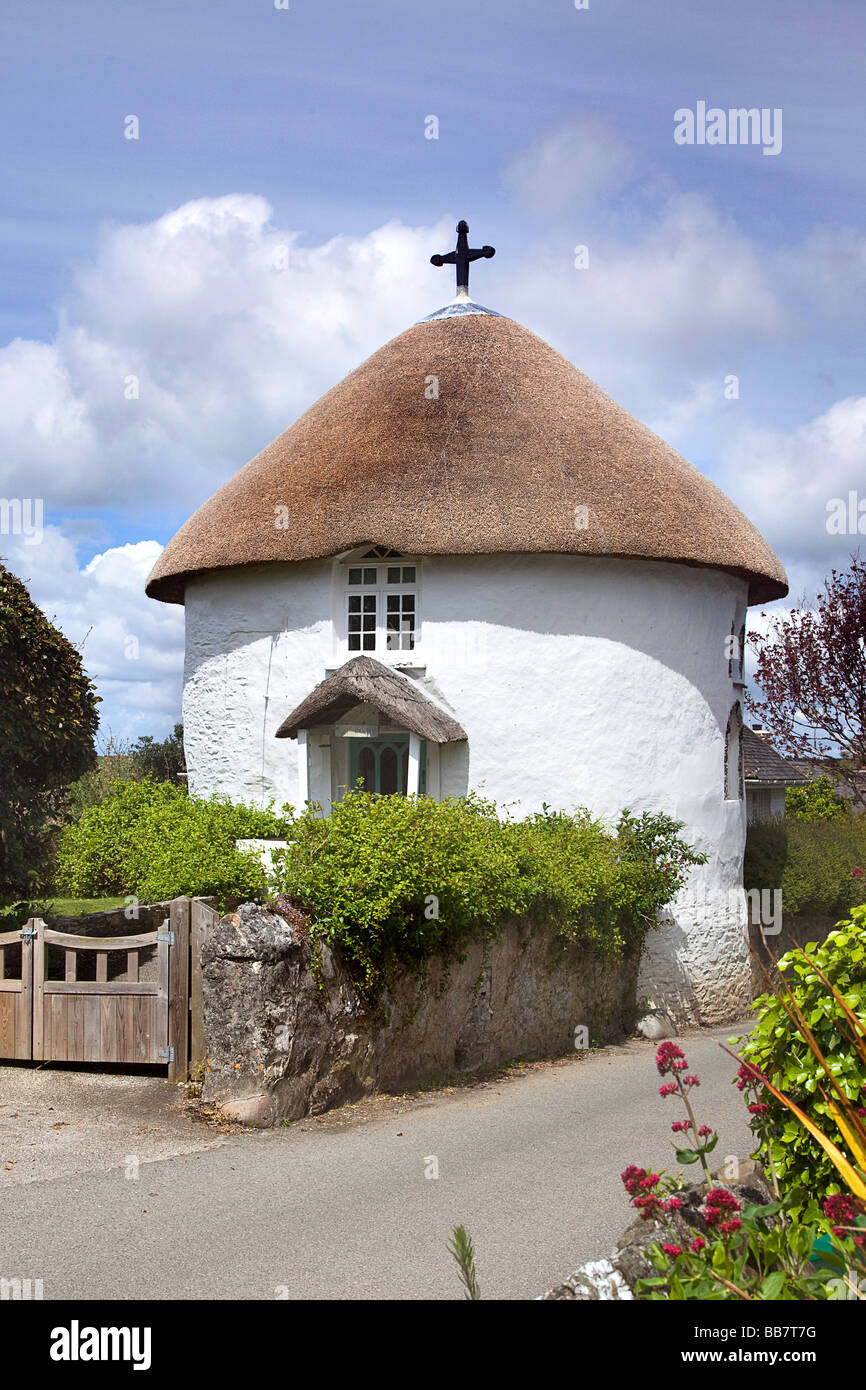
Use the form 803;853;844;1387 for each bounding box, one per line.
182;553;752;1024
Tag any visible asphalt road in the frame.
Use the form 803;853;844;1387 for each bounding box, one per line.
0;1027;754;1300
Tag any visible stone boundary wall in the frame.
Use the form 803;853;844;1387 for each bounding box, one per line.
200;905;641;1126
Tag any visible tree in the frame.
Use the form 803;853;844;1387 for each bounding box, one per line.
748;557;866;810
131;723;186;784
0;561;100;897
785;775;849;821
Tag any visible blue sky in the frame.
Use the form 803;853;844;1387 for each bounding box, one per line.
1;0;864;741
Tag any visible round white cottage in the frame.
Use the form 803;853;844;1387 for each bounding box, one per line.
147;277;788;1027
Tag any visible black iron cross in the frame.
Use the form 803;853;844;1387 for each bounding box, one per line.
430;220;495;297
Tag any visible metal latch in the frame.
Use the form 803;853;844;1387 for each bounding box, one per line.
158;1046;175;1062
157;932;175;945
19;926;38;942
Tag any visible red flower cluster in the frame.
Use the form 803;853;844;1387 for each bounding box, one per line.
703;1187;742;1235
656;1042;688;1076
852;866;864;879
735;1061;768;1091
824;1193;866;1245
689;1236;707;1254
748;1102;769;1116
620;1166;685;1223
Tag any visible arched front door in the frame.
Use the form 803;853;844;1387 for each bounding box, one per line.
349;735;426;795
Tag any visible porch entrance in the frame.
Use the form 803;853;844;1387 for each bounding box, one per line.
349;735;427;795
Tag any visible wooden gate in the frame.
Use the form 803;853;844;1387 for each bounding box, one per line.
0;926;33;1060
0;897;198;1080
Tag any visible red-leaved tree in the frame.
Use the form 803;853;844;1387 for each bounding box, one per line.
748;557;866;809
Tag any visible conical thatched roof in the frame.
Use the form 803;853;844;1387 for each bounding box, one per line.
146;306;787;606
275;656;467;743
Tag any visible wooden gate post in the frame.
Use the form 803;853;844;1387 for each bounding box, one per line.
168;897;190;1082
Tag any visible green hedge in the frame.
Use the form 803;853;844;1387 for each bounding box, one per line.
738;905;866;1223
744;816;866;918
55;779;287;906
55;783;706;993
271;793;706;992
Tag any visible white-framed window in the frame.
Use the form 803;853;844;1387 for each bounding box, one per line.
338;548;420;659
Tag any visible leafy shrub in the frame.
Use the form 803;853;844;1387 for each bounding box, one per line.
271;792;705;994
66;726;187;821
620;1035;865;1299
0;561;99;896
65;733;138;819
786;774;849;821
738;905;866;1222
744;816;866;917
55;779;288;906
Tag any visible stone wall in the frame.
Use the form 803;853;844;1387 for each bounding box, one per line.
200;904;640;1126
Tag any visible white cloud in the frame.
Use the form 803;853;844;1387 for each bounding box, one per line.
717;396;866;578
0;199;456;508
0;533;183;744
1;170;864;740
503;116;635;213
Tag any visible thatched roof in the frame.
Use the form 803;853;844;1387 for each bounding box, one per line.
146;308;787;606
275;656;467;743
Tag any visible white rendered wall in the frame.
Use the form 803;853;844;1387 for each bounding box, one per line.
182;553;752;1024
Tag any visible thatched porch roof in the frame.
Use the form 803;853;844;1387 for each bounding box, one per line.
275;656;467;744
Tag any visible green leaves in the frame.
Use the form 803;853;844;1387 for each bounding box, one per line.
741;906;866;1221
0;561;99;897
268;791;705;998
55;778;287;907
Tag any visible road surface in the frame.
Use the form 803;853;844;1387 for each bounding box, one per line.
0;1027;754;1300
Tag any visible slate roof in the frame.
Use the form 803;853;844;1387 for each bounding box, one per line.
743;727;807;785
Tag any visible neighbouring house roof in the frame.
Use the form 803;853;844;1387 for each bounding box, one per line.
145;306;788;606
274;656;467;744
743;727;807;786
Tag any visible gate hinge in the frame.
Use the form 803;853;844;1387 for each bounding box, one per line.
157;931;175;945
158;1046;175;1062
19;926;38;942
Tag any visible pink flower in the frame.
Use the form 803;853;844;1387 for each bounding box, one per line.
852;867;864;879
824;1193;866;1236
719;1218;742;1235
658;1083;678;1098
671;1119;692;1134
664;1197;684;1212
736;1060;768;1091
656;1042;689;1077
748;1102;769;1116
689;1236;706;1254
704;1188;742;1230
662;1244;683;1257
698;1125;714;1138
